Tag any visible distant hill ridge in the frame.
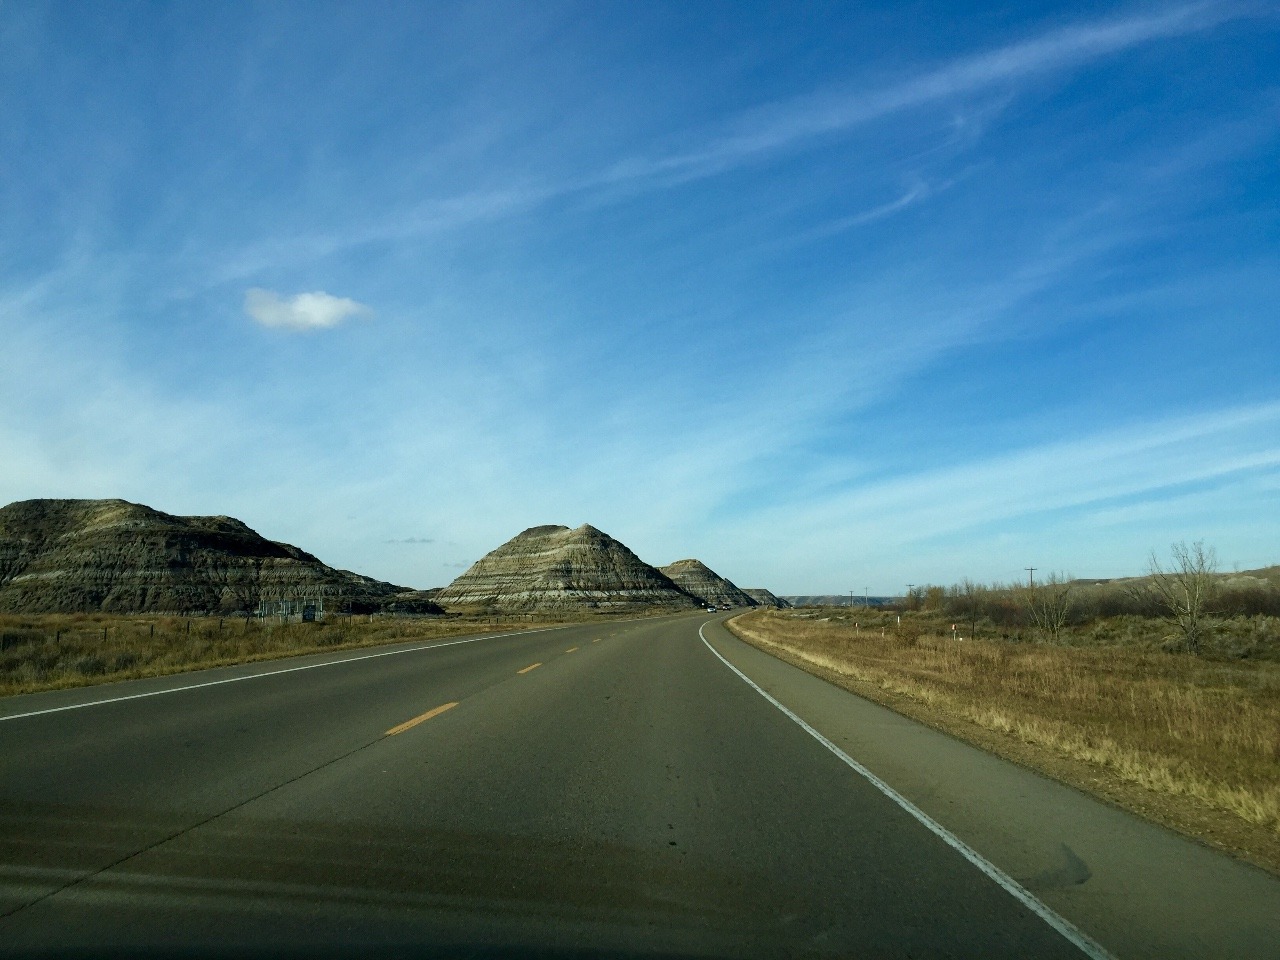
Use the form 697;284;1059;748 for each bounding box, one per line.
435;524;702;612
0;499;788;618
0;498;439;615
784;595;893;608
742;588;788;608
658;559;758;609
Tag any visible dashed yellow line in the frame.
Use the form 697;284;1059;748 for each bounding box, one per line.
385;701;458;737
592;638;601;643
517;662;542;674
565;646;579;653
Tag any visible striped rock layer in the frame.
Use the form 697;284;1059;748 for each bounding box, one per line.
435;524;700;612
0;498;437;615
658;559;759;609
742;588;789;608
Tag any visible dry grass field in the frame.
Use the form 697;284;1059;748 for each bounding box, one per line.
729;607;1280;873
0;612;571;698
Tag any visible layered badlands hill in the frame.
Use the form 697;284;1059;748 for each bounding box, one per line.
742;588;789;608
658;559;758;609
0;498;440;615
435;524;701;612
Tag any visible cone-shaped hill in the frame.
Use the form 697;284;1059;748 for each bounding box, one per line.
742;588;789;608
658;558;758;609
0;498;440;615
435;524;701;612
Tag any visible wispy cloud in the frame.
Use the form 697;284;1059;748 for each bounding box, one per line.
244;288;372;332
603;2;1257;185
384;536;435;545
751;400;1280;546
779;182;936;248
714;400;1280;590
201;3;1258;280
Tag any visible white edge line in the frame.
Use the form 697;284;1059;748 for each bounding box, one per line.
698;620;1117;960
0;625;565;723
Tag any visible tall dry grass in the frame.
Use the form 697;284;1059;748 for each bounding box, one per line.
0;612;561;698
731;609;1280;836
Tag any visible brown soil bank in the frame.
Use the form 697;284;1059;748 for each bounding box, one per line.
727;608;1280;875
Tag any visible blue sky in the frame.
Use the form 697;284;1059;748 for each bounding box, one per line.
2;1;1278;595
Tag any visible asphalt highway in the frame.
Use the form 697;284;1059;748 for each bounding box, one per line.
1;613;1276;958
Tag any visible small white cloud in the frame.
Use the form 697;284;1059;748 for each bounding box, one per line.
244;288;371;332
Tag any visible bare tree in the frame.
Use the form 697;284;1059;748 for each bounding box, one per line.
956;578;987;640
1144;541;1218;653
904;586;922;611
1025;572;1074;643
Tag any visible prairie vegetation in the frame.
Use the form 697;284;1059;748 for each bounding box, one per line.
896;549;1280;659
0;612;568;698
730;576;1280;870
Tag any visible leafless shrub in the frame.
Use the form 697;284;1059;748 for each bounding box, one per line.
1025;572;1074;643
1134;541;1218;654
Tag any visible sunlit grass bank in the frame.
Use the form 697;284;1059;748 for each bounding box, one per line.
728;607;1280;872
0;612;577;697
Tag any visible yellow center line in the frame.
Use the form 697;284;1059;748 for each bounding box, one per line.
385;701;458;737
592;638;600;643
565;646;579;653
517;662;542;674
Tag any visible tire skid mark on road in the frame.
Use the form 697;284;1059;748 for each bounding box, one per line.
0;730;392;923
698;620;1117;960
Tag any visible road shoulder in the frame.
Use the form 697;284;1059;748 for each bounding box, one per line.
701;616;1280;960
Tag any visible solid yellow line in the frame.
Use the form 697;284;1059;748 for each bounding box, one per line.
384;701;458;737
565;646;579;653
592;638;600;643
517;662;542;674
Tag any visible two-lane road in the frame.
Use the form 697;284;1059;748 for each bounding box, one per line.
1;613;1276;957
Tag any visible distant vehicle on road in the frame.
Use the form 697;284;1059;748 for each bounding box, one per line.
706;605;717;612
